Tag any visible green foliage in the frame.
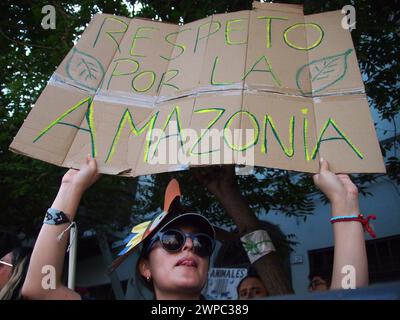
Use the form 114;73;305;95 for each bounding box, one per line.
0;0;133;237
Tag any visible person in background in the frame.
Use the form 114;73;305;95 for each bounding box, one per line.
0;247;32;300
237;268;269;299
308;273;331;292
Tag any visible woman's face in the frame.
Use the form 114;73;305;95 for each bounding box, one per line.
0;252;13;289
140;225;210;298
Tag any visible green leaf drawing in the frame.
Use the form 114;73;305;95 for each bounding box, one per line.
66;48;105;91
296;49;353;95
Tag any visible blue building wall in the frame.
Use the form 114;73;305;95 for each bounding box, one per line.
265;176;400;294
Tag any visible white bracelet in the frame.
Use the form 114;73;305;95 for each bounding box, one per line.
240;230;276;264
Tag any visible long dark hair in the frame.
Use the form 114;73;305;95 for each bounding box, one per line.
0;247;32;300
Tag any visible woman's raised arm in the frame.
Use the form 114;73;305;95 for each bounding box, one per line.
313;158;368;290
22;155;100;300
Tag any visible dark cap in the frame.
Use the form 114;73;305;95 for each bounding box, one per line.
109;179;215;272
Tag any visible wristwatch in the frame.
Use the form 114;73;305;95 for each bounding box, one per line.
44;208;71;225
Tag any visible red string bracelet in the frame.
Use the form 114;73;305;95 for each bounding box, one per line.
330;214;377;238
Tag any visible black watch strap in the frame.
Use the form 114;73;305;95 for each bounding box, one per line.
44;208;71;225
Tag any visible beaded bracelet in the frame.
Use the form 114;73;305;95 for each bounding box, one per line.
330;214;377;238
44;208;71;225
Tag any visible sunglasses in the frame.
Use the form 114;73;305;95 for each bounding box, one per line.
0;260;13;267
146;229;215;257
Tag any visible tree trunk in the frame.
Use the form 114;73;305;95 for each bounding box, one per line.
207;174;294;295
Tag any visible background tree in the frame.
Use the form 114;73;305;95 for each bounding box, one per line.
0;0;136;238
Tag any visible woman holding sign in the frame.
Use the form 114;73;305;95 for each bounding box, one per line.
21;155;370;299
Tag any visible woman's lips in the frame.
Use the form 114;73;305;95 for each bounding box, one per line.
176;257;198;268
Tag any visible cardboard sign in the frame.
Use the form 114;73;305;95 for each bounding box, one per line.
10;2;386;176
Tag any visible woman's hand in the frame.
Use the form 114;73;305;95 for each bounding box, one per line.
61;154;100;194
313;158;360;216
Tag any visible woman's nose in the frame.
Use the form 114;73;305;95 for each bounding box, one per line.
182;236;194;251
